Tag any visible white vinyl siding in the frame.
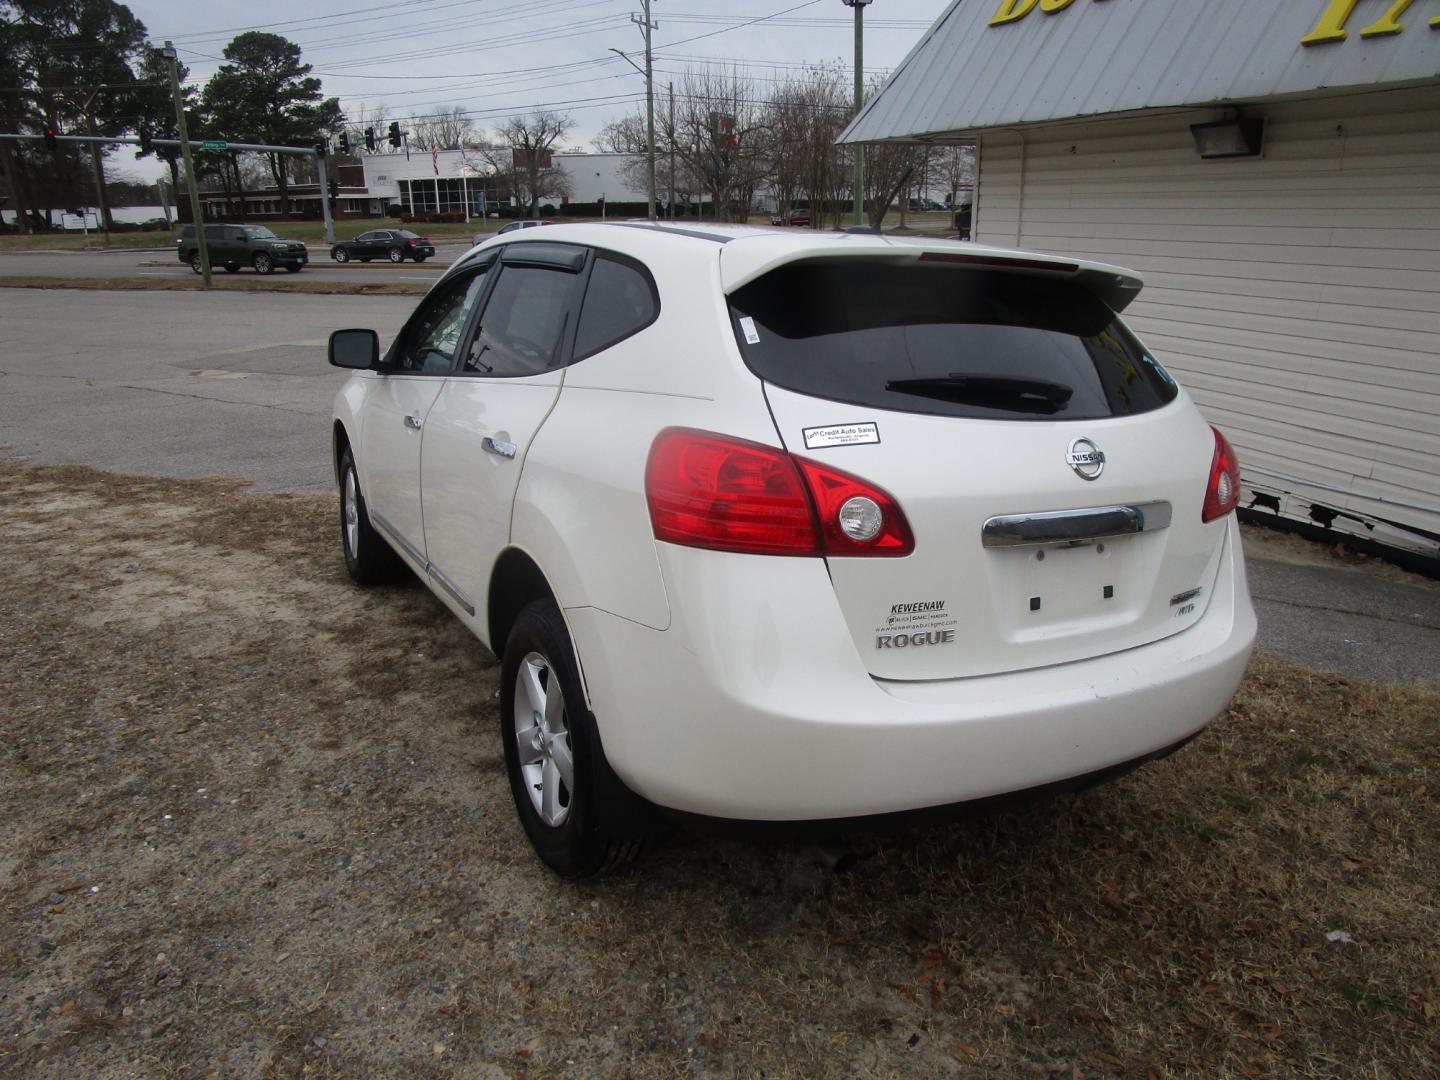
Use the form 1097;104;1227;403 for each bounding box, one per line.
974;86;1440;556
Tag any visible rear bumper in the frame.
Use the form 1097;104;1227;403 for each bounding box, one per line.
566;517;1256;821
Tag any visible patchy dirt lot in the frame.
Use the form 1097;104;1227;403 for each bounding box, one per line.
1;461;1437;1078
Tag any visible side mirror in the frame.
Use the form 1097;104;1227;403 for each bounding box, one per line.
329;328;379;370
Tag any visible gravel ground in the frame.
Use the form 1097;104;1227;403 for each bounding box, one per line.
2;462;1436;1078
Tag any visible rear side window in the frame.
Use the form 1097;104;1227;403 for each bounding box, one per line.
471;264;577;376
728;260;1177;421
573;254;659;360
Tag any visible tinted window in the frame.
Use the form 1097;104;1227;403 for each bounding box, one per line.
392;266;490;374
574;254;659;359
355;231;377;242
728;261;1178;421
466;264;576;377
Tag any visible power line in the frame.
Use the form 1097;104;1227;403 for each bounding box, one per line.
155;0;487;43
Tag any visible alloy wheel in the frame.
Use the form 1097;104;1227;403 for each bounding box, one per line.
513;652;574;827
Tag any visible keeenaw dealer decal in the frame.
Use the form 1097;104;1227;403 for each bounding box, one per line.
802;422;880;450
875;598;959;648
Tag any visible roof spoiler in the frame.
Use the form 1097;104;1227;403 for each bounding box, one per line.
721;240;1145;314
915;251;1143;314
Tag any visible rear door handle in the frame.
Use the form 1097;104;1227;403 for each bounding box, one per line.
482;436;517;459
404;414;422;430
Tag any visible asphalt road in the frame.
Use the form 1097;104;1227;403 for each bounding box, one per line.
2;285;1435;688
0;286;416;491
0;244;470;284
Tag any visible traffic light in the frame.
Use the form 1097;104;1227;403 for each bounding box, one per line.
364;127;376;151
139;126;153;155
315;141;327;158
43;126;58;150
387;121;401;148
338;131;350;153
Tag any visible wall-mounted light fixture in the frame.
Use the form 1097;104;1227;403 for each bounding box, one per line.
1190;115;1266;159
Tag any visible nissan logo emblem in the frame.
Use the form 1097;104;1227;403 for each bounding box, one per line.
1066;437;1105;481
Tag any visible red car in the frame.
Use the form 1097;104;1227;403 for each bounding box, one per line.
770;207;812;226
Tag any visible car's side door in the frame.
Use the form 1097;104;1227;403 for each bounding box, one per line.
357;263;492;567
365;230;390;258
350;230;375;257
419;242;589;635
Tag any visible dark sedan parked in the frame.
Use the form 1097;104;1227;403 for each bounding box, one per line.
330;229;435;264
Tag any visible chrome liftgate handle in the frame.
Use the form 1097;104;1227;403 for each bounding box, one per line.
981;501;1173;548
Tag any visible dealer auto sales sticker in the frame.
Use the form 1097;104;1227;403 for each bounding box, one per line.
802;422;880;450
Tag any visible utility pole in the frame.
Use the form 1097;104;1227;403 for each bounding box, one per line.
668;82;675;221
613;2;658;222
79;89;113;242
842;0;871;227
162;41;209;287
641;1;657;222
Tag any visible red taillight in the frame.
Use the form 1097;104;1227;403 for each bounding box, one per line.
1202;426;1241;523
794;456;914;556
406;237;415;245
645;428;913;557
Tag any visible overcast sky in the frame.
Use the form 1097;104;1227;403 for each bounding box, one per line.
115;0;954;182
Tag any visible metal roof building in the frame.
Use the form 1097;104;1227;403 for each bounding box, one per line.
842;0;1440;569
843;1;1440;142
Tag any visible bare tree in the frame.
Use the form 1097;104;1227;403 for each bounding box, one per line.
594;105;694;214
481;110;575;216
765;63;850;227
856;76;929;229
934;143;977;209
666;66;769;222
410;105;475;152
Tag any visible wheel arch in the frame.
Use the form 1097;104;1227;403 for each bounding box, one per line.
488;548;557;657
332;420;351;487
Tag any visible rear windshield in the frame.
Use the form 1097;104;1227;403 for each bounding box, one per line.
728;260;1178;421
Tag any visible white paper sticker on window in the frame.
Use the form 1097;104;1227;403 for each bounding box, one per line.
739;316;760;345
802;422;881;449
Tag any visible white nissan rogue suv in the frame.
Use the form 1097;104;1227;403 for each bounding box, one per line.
329;222;1257;877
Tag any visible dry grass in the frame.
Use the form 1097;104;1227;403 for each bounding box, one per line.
0;275;430;296
0;460;1436;1078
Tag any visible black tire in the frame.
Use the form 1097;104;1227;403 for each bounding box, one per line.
387;246;404;263
413;254;427;263
224;263;240;273
338;446;403;586
189;253;202;274
285;265;302;273
501;600;652;877
253;252;274;275
332;247;349;263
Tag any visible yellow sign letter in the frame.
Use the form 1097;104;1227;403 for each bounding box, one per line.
1301;0;1359;44
1041;0;1078;11
989;0;1041;27
1359;0;1417;37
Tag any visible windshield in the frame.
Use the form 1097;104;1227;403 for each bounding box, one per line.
728;260;1178;422
245;227;278;240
